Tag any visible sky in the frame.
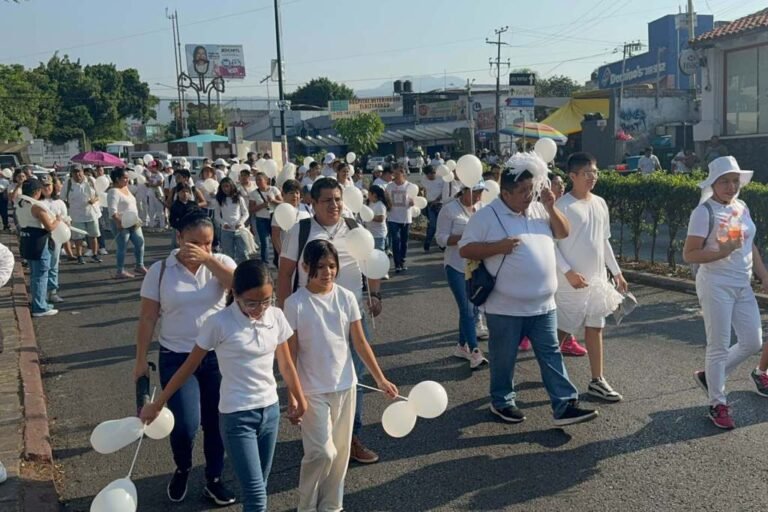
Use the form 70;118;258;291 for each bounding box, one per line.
1;0;765;103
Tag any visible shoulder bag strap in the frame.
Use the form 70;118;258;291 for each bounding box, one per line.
293;218;312;293
701;202;714;249
487;205;509;277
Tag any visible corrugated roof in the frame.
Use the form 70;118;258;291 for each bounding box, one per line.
693;8;768;43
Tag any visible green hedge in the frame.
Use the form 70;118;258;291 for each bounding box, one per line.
593;171;768;267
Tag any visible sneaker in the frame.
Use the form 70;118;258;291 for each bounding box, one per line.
49;293;64;303
693;370;708;395
750;369;768;398
560;335;587;357
32;309;58;318
76;256;85;265
395;267;402;273
475;316;489;340
587;377;623;402
400;265;408;272
350;436;379;464
490;404;526;423
203;477;236;506
469;348;488;370
134;266;149;275
115;271;135;279
453;343;471;360
553;400;598;426
98;248;108;255
84;249;94;257
708;404;735;430
91;255;102;263
519;337;532;351
167;469;189;502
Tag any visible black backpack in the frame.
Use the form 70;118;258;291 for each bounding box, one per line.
292;216;358;292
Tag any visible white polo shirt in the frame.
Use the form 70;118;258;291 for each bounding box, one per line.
249;186;280;220
197;303;293;414
422;177;444;203
459;198;558;316
140;251;237;353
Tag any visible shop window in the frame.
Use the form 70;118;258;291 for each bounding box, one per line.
724;46;768;135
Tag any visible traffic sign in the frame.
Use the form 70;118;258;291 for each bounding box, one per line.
509;86;535;98
678;49;698;76
509;73;536;86
508;98;534;108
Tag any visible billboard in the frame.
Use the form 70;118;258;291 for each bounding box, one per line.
185;44;246;79
328;97;402;120
416;98;468;122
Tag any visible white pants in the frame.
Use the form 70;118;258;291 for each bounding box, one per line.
147;192;166;228
298;388;356;512
697;272;763;406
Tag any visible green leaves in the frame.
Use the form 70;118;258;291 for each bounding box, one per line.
288;77;355;110
333;113;385;156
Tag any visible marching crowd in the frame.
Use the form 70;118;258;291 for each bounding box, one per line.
2;147;768;511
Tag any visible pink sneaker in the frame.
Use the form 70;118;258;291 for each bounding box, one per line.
519;337;532;351
709;404;735;430
115;270;135;279
560;335;587;357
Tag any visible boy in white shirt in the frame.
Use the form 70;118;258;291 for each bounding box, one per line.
555;152;628;402
385;163;414;272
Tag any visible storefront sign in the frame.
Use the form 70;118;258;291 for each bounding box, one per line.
328;97;402;120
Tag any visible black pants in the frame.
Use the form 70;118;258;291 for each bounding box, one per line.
0;196;8;229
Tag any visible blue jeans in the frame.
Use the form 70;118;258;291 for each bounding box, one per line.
111;221;145;273
159;349;225;479
445;266;478;350
424;204;440;249
47;243;61;293
253;217;272;263
486;310;578;418
220;229;248;263
351;310;372;437
373;236;386;252
98;208;110;249
29;244;52;314
220;402;280;512
387;221;410;268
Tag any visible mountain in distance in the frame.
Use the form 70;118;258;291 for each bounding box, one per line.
354;75;468;97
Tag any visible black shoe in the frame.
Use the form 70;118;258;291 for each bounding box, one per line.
203;477;236;506
694;370;708;395
553;400;598;426
91;255;102;263
400;265;408;272
490;404;526;423
76;256;85;265
167;469;189;503
395;267;402;273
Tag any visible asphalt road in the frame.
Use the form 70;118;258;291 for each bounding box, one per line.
34;231;768;512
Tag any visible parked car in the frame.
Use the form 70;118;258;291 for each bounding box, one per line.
366;156;386;172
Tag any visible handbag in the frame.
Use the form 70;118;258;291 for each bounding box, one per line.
19;227;50;260
466;206;508;307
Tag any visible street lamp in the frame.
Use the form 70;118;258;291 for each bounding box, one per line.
176;51;226;130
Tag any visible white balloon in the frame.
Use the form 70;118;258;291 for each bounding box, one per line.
441;172;453;183
346;227;375;261
481;180;500;203
274;203;298;231
303;157;315;167
277;164;297;188
120;211;139;229
456;155;483;188
255;158;267;172
342;186;364;214
413;196;428;210
1;168;12;179
360;249;390;279
345;152;356;164
534;138;558;163
51;223;71;245
229;163;242;176
262;159;279;178
133;165;144;174
409;206;422;218
408;381;448;419
98;192;108;206
144;407;175;440
445;159;457;172
90;417;144;454
126;170;137;180
381;401;417;438
359;205;374;223
135;175;146;185
436;165;450;178
90;477;137;512
143;154;154;165
203;178;218;195
406;183;419;199
95;176;110;193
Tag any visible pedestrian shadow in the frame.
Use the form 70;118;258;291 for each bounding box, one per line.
41;342;157;371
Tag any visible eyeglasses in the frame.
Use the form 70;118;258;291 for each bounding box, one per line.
237;297;273;311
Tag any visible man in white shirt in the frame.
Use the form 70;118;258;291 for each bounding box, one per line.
421;165;445;252
277;177;384;465
213;159;229;181
430;152;445;168
248;172;282;264
301;161;321;190
637;147;661;175
64;166;102;264
371;165;384;186
321;153;336;177
555;152;628;402
373;167;392;189
386;163;414;272
459;167;598;426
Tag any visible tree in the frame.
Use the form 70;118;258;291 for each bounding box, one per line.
509;68;583;97
288;77;354;110
334;112;385;156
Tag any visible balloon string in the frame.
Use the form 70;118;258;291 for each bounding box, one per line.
357;382;408;401
127;387;156;478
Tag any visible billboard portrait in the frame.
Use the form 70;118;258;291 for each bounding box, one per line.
185;44;246;79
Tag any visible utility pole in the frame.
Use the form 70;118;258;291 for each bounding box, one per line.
487;26;509;152
617;41;643;114
466;78;476;155
166;9;184;137
687;0;697;92
273;0;288;163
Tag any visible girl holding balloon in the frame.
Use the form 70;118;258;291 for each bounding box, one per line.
283;239;398;512
366;185;390;253
141;259;306;512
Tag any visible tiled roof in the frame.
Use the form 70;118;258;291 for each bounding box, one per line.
694;8;768;43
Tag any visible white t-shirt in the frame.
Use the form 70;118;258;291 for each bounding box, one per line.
422;177;444;203
139;251;237;353
442;179;462;204
321;166;335;178
271;208;311;247
66;181;99;222
430;158;445;167
197;303;293;414
300;176;316;189
281;217;364;301
45;198;68;221
638;155;660;174
107;188;138;218
215;168;227;182
237;182;257;197
373;178;389;189
214;196;249;230
459;199;557;316
555;194;612;289
366;201;388;239
249;186;280;219
386;181;413;224
436;199;480;272
687;198;755;286
283;285;361;395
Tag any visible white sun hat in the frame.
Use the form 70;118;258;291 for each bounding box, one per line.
214;158;229;167
698;156;753;204
323;153;336;164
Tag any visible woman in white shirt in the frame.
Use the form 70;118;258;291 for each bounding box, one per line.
141;259;306;511
134;211;237;505
107;168;146;279
214;178;249;263
436;182;488;370
42;175;68;304
683;156;768;430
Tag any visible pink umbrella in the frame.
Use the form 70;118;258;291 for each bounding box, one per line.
70;151;125;167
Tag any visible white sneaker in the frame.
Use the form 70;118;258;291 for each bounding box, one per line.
470;348;488;369
475;315;489;340
49;293;64;303
98;248;108;255
84;249;94;257
453;343;471;360
32;309;58;318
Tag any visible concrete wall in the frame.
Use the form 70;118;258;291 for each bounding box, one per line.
617;93;695;153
